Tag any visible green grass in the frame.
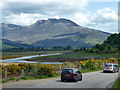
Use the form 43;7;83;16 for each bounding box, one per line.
2;73;61;83
112;78;120;89
2;77;16;83
20;73;60;80
81;68;103;73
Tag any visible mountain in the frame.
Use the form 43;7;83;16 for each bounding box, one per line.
1;18;111;48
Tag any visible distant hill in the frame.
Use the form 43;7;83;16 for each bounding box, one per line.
2;39;33;49
1;18;111;48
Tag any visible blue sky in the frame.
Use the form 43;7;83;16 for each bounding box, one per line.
87;2;118;12
0;0;118;33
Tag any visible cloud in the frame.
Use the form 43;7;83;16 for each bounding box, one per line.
3;13;48;25
91;8;117;24
1;1;118;33
2;0;87;16
89;8;118;33
72;10;90;26
72;8;118;33
1;0;87;25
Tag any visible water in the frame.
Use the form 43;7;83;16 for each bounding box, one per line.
0;53;63;64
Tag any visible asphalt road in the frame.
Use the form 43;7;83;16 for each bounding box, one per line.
2;71;118;88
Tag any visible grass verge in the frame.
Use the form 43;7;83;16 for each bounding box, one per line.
112;77;120;89
81;68;103;73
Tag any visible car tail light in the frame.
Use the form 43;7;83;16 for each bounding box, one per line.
73;73;75;77
111;67;113;69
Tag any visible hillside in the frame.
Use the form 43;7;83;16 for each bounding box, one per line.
86;33;120;53
1;18;111;48
2;39;33;50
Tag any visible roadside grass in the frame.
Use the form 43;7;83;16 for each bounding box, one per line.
112;77;120;89
81;68;103;73
2;77;17;83
20;73;60;80
1;73;61;83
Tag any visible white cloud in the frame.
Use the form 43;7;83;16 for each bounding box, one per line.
89;8;118;33
4;13;48;25
72;10;90;26
72;7;118;33
3;13;62;25
92;8;117;23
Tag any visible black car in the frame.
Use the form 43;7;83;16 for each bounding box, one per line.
61;68;82;82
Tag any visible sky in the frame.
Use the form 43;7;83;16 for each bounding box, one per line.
0;0;119;33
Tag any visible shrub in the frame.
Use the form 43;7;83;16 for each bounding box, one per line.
79;61;86;69
37;64;54;77
106;58;118;63
85;59;96;70
18;63;35;72
2;64;22;76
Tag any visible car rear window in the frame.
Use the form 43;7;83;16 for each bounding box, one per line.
105;65;112;67
62;69;73;74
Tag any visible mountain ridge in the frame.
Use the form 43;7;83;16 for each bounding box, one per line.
1;18;111;48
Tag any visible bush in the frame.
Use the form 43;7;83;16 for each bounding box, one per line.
85;59;96;70
106;58;118;63
18;63;35;72
2;64;22;76
79;61;86;69
37;64;54;77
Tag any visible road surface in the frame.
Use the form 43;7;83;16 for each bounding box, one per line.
1;71;118;88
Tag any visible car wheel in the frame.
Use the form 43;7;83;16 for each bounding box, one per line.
112;69;115;73
79;75;82;81
117;69;119;72
61;79;64;82
103;71;105;73
74;77;77;82
79;77;82;81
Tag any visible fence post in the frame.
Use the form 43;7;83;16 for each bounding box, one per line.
102;62;104;67
70;63;71;68
5;70;7;79
95;62;97;67
22;69;24;77
59;65;61;73
79;64;82;71
35;68;37;73
67;64;68;68
53;66;54;70
73;64;74;67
